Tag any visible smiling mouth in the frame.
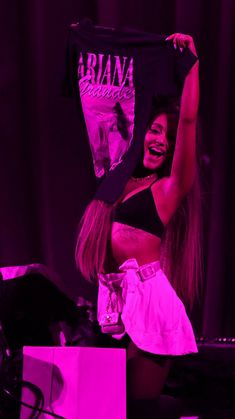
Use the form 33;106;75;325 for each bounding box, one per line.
148;147;165;157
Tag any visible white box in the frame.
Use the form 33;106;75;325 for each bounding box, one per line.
21;346;126;419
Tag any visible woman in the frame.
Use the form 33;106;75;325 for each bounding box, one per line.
76;33;201;405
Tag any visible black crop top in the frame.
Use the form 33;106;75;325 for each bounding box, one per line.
113;186;165;238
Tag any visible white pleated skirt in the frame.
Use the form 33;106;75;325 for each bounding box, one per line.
98;258;198;356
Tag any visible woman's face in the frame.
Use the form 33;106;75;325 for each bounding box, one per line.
143;113;170;171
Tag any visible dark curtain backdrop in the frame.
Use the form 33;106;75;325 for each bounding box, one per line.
1;0;234;336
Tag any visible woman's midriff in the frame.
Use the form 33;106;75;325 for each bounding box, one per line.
110;221;161;266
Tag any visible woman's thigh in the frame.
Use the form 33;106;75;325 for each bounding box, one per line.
127;340;172;400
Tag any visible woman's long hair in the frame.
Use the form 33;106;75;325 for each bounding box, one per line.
151;99;202;309
76;100;202;309
160;171;202;309
75;199;113;280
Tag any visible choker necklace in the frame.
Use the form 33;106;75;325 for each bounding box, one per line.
130;173;157;183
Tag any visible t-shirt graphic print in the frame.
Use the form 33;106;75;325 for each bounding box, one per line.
63;22;198;203
77;52;135;178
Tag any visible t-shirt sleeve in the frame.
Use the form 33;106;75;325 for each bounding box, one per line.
174;46;198;86
61;28;78;98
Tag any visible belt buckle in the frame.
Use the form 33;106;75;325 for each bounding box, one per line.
139;265;156;281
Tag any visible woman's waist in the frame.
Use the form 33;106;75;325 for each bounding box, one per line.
101;258;161;280
111;235;161;268
111;250;161;269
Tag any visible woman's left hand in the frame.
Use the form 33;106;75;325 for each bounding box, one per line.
165;33;197;56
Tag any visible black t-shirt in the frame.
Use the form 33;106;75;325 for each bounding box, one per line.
63;22;197;203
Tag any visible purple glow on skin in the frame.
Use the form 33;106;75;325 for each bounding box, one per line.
21;347;126;419
143;114;169;171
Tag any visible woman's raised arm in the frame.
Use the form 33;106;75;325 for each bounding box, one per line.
166;34;199;195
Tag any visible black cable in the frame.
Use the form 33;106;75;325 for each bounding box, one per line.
0;321;66;419
1;276;67;419
19;379;44;419
2;385;67;419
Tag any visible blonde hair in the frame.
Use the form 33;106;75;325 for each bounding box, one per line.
75;200;113;280
160;171;202;309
